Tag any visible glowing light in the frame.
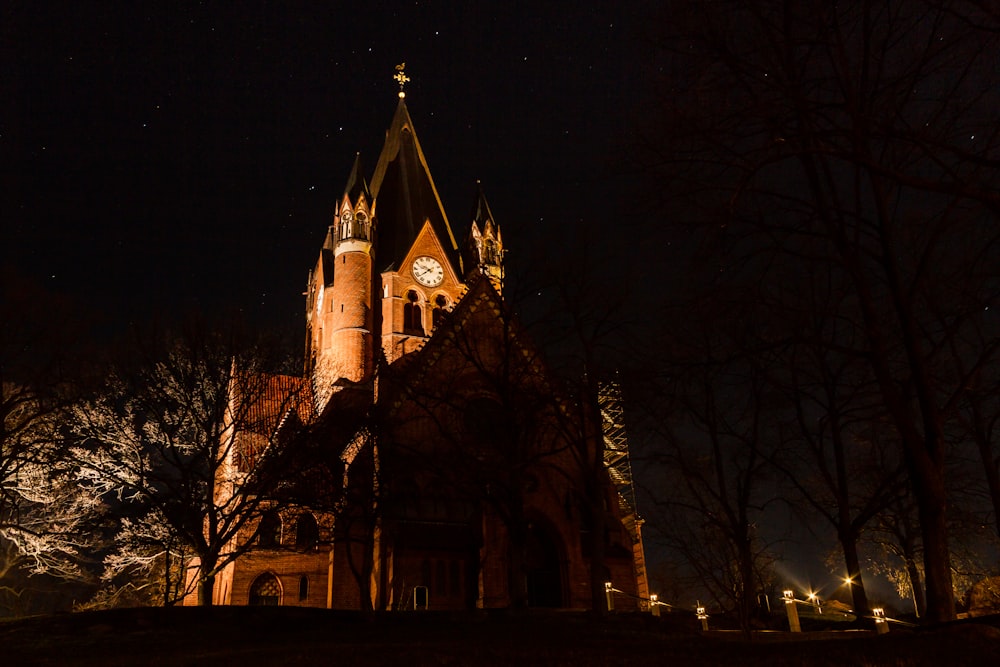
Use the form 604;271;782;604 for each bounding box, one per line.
843;576;854;586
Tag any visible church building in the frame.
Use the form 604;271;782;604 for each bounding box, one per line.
198;77;647;611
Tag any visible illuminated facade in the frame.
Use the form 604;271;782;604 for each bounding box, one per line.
198;93;646;611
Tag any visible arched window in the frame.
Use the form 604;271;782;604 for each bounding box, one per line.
403;290;424;335
339;210;353;241
257;511;281;548
295;513;319;551
355;211;368;240
432;294;448;329
249;573;281;606
483;239;498;264
298;575;309;601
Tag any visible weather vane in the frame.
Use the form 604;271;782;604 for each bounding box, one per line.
394;62;410;99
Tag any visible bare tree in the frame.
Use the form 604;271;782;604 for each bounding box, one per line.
383;276;571;610
644;299;780;633
70;321;308;605
642;0;1000;622
1;271;101;607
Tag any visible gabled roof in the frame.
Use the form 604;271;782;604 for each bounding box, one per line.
369;99;460;275
384;273;551;402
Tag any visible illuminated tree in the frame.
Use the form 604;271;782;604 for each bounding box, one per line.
0;382;99;584
70;322;308;605
1;273;101;609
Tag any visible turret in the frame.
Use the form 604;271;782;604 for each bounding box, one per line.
328;153;375;384
306;156;376;407
462;181;504;288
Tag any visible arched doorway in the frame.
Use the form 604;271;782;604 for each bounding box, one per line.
525;521;563;608
248;572;281;606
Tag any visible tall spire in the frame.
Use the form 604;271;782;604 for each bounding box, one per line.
369;88;460;274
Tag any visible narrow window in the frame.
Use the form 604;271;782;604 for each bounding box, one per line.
404;290;424;335
299;576;309;601
432;294;448;329
295;513;319;551
257;511;282;548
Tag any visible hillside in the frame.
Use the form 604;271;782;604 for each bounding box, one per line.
2;607;999;666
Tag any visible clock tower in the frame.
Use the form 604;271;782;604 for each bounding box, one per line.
306;92;503;405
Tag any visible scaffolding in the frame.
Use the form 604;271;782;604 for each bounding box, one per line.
599;381;650;604
599;381;638;518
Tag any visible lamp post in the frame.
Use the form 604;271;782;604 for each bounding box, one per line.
782;589;801;633
604;581;614;612
872;607;889;635
696;602;709;631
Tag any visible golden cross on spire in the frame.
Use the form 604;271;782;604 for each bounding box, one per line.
394;63;410;98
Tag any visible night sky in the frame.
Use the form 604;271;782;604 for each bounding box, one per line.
4;3;938;609
3;1;645;334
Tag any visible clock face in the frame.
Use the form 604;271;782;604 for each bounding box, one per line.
412;256;444;287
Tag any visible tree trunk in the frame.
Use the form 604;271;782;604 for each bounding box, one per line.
508;519;528;609
905;556;926;618
588;491;608;616
840;532;871;622
197;555;216;606
737;534;755;635
914;468;955;623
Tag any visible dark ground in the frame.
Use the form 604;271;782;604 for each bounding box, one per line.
2;607;999;666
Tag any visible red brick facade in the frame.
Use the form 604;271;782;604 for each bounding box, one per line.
201;97;647;611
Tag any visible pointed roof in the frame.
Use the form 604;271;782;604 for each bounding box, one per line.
343;152;371;204
470;180;496;230
370;99;460;274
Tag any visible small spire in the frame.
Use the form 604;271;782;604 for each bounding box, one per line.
394;63;410;99
471;180;495;228
343;152;371;203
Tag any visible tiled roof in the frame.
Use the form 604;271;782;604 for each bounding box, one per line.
236;372;315;436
